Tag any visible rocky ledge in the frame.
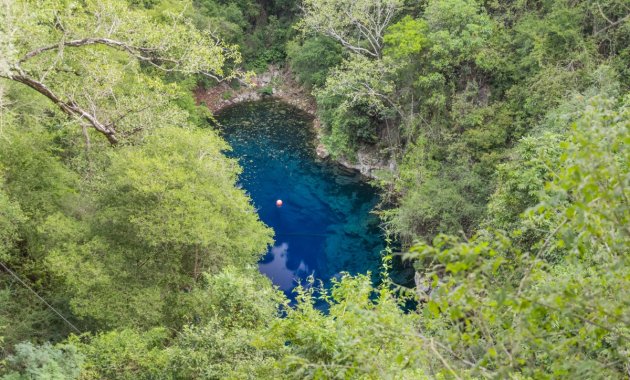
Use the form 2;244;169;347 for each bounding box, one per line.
194;67;394;180
195;66;316;116
337;146;397;179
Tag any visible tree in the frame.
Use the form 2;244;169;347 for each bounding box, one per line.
299;0;402;58
383;16;428;59
69;267;285;379
0;0;241;144
317;55;399;116
258;275;427;379
406;95;630;378
286;36;343;89
0;185;24;263
42;127;273;329
0;342;83;380
0;114;82;347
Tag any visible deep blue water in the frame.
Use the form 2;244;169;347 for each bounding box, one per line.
217;99;384;296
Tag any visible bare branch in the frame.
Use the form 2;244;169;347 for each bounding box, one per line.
3;71;118;144
8;36;236;144
20;36;237;84
594;11;630;36
300;0;401;59
21;37;155;62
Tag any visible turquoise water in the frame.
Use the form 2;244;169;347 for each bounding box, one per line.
217;99;384;296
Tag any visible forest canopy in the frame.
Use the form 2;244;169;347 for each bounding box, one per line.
1;0;629;379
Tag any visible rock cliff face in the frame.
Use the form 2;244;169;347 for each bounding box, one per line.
195;66;316;115
337;147;397;179
195;67;394;179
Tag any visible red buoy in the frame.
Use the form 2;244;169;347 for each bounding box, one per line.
276;199;283;207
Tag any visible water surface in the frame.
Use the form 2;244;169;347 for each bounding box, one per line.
217;99;384;296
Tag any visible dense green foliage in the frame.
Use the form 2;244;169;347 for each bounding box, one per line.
286;36;343;89
0;0;271;354
1;342;83;379
294;0;630;242
191;0;299;72
1;0;629;379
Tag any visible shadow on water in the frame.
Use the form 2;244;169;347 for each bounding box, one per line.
216;99;385;300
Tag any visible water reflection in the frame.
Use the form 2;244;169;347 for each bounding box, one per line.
258;242;311;291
